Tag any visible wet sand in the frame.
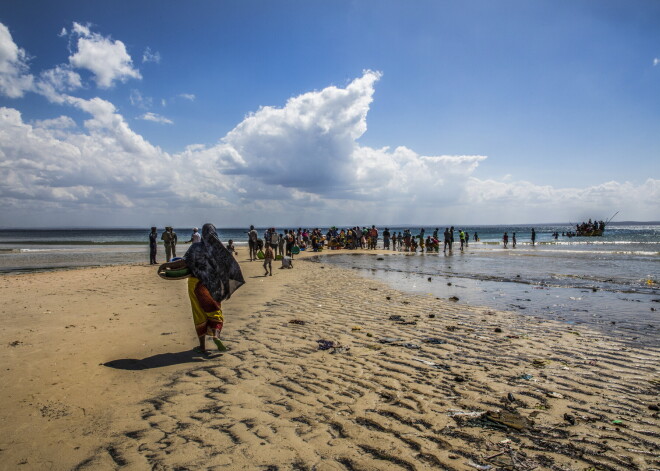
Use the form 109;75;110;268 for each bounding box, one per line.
0;248;658;470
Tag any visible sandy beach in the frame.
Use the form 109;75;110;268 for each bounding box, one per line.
0;248;658;471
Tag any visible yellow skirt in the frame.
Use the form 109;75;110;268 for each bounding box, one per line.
188;277;224;337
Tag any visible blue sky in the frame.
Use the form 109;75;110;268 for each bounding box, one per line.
0;0;658;227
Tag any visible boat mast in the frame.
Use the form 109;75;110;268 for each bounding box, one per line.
604;211;619;227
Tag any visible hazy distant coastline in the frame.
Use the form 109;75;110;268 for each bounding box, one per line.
0;220;658;230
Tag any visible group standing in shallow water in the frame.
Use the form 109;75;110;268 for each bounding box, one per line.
232;225;562;254
501;231;521;249
239;225;488;254
150;225;588;265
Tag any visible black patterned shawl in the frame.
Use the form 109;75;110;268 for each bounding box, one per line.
184;223;245;302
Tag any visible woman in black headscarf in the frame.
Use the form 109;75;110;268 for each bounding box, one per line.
183;223;245;354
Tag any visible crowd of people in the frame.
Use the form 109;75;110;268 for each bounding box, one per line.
151;224;557;265
238;225;556;257
242;226;488;255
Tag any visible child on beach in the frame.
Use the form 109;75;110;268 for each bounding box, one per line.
263;244;274;276
227;239;238;255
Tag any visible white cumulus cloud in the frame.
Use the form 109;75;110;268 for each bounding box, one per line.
36;65;82;99
200;71;488;208
33;115;77;130
129;89;152;109
0;22;34;98
68;22;141;88
465;177;660;223
139;112;173;124
142;47;161;64
217;71;383;192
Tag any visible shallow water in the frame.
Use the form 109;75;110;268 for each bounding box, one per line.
313;243;659;344
0;245;148;273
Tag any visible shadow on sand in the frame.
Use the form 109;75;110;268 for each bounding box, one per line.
103;349;222;370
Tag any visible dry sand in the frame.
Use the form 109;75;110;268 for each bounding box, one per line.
0;248;658;470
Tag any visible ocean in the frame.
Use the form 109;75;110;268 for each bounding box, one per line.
1;223;658;342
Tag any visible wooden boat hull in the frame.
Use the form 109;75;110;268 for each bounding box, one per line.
576;230;603;237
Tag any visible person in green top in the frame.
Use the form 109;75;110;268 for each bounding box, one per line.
161;226;178;261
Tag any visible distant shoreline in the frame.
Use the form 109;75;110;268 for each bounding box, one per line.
0;221;658;230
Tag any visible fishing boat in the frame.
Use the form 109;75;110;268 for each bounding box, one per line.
575;228;604;237
572;211;618;237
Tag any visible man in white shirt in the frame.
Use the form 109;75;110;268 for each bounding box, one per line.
186;227;201;244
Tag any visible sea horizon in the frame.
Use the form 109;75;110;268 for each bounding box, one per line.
0;220;658;230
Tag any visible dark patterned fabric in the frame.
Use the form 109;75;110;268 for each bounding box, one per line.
184;223;245;302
